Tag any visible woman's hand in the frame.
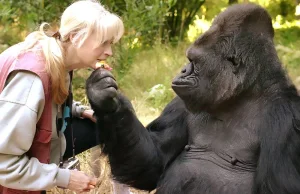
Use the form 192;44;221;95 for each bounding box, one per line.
67;170;97;193
81;109;96;123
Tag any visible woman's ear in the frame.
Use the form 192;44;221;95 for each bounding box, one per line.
69;33;78;46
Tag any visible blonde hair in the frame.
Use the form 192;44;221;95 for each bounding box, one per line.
23;0;124;104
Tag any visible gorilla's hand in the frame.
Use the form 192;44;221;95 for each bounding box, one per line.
86;68;120;114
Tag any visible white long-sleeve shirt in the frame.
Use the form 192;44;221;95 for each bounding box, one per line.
0;71;70;190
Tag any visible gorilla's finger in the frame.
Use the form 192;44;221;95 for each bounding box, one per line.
87;87;118;105
96;87;118;100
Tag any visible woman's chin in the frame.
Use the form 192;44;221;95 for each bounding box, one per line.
89;64;97;70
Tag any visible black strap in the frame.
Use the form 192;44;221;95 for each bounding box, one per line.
59;71;75;166
68;71;76;158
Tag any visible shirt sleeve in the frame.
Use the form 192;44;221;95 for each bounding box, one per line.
72;100;90;118
0;71;70;190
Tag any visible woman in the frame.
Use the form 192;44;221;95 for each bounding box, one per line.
0;0;124;193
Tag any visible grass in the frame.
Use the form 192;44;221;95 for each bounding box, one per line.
116;42;189;101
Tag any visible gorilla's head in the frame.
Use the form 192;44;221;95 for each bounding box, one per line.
172;3;283;113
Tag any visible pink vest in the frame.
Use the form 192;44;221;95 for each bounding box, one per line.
0;43;52;194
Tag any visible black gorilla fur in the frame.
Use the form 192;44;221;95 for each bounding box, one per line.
86;3;300;194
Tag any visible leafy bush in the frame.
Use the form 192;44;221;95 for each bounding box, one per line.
0;0;73;48
273;23;300;80
274;26;300;45
104;0;170;79
145;84;175;110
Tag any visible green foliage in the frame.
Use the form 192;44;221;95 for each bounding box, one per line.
187;14;211;42
72;69;92;104
276;43;300;79
105;0;207;80
145;84;175;109
161;0;206;42
116;42;188;110
266;0;297;21
275;26;300;45
195;0;228;21
274;26;300;80
101;0;171;79
0;0;73;51
103;0;168;46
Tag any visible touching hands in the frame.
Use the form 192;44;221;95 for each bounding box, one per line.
81;109;96;122
86;68;120;114
67;170;97;193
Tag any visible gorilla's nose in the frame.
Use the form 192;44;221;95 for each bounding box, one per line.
181;63;194;77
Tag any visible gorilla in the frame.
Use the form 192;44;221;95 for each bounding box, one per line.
86;3;300;194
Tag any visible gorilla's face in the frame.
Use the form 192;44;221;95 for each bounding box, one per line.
172;26;239;113
172;4;275;113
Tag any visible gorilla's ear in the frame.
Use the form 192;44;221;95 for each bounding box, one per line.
227;55;240;74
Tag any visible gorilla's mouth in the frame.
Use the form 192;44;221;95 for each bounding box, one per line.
172;62;194;87
171;79;191;87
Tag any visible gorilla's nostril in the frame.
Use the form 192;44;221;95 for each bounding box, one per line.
181;63;193;77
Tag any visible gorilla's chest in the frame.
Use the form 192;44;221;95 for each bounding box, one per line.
186;113;259;171
156;114;259;194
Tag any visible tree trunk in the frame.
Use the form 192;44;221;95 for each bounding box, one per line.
165;0;206;42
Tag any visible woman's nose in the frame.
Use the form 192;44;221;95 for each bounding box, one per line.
105;46;113;56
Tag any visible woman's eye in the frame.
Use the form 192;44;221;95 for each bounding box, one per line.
102;40;113;46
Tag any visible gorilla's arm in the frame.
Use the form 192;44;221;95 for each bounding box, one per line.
254;99;300;194
95;95;188;191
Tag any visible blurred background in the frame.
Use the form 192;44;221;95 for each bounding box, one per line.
1;0;299;193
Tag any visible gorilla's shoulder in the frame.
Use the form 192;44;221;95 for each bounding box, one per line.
147;96;189;130
162;96;187;114
263;89;300;123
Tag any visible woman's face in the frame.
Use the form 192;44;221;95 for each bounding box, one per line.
68;32;113;70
